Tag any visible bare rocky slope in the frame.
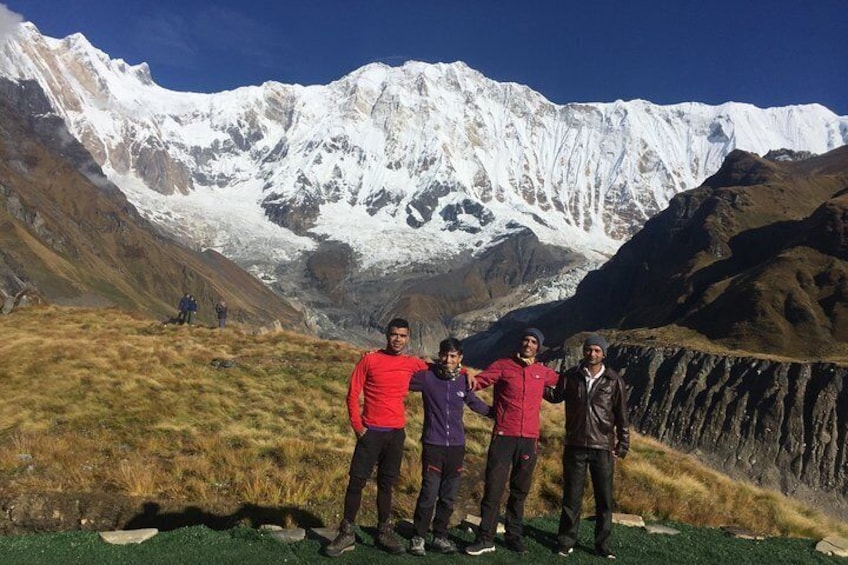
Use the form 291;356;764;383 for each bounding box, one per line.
294;228;583;350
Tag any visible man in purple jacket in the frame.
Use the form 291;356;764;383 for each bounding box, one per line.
407;337;493;557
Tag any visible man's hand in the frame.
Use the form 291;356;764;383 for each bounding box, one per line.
466;372;478;390
355;428;367;440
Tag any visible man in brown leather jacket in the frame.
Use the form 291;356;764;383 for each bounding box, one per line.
544;334;629;559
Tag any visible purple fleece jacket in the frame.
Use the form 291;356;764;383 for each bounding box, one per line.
409;364;493;446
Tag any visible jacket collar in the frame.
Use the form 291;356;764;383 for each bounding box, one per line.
514;352;536;366
579;362;607;379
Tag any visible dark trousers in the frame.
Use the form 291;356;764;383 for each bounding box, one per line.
477;435;538;542
342;429;405;525
412;444;464;538
558;447;614;552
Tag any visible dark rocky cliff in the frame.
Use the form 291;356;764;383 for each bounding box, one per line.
605;343;848;519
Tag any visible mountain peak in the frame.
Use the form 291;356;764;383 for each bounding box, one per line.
1;21;846;351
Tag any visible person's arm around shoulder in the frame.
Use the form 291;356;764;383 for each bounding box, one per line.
542;364;559;387
409;368;428;392
462;372;493;417
415;357;429;371
544;369;567;404
346;354;370;439
472;359;504;391
612;372;630;459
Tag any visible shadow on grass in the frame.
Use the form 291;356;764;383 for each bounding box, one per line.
123;501;323;531
524;522;557;549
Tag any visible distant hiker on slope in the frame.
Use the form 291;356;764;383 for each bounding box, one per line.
177;293;190;324
406;337;493;557
544;333;630;559
214;299;228;328
465;328;559;556
186;294;197;325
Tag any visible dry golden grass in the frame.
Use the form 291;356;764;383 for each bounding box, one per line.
608;434;846;538
1;305;846;538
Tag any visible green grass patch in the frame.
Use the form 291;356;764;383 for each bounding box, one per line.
0;519;841;564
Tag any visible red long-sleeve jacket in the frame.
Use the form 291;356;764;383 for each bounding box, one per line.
346;350;427;434
475;356;559;439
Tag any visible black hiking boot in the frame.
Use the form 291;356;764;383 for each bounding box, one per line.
376;522;405;555
596;547;616;559
431;536;457;554
324;520;355;557
465;538;495;555
505;534;528;554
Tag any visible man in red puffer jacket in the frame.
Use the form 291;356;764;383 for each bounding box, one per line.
325;318;427;557
465;328;559;557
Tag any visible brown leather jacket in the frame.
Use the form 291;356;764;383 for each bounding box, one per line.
544;364;630;458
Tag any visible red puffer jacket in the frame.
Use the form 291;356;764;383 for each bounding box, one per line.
475;356;559;439
346;350;427;433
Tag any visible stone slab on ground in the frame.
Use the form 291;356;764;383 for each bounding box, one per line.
721;526;765;540
612;513;645;528
99;528;159;545
816;535;848;557
308;527;338;543
644;524;681;535
267;528;306;543
460;514;505;534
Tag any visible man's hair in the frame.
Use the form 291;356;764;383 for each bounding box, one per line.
438;337;463;355
385;318;410;334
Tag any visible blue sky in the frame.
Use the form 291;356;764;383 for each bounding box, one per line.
4;0;847;114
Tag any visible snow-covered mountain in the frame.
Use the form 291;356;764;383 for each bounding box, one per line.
1;21;846;347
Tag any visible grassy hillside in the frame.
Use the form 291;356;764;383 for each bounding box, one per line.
0;306;846;540
0;80;305;330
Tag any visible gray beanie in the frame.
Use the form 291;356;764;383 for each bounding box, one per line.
522;327;545;347
583;333;608;355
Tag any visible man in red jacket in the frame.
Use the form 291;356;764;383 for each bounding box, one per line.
465;328;559;556
325;318;427;557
